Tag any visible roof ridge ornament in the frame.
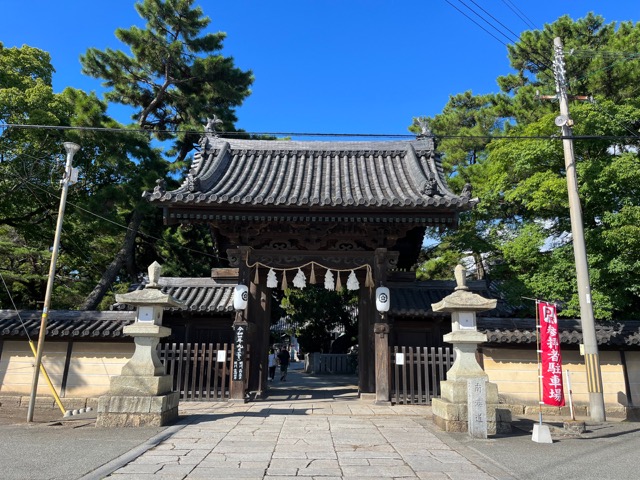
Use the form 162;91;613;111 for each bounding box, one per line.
421;177;437;196
414;117;436;150
415;118;432;137
199;116;224;151
461;183;472;200
205;116;223;136
153;179;166;195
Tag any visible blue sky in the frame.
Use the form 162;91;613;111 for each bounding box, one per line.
1;1;638;138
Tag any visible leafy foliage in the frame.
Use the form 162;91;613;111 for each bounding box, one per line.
414;14;640;320
0;42;168;309
1;1;253;310
80;0;253;163
281;286;358;354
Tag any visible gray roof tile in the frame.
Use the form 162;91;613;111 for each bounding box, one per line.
389;280;516;318
111;277;235;313
479;317;640;348
146;138;475;211
0;310;135;339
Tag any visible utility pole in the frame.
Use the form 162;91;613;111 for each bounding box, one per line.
551;37;606;422
27;142;80;422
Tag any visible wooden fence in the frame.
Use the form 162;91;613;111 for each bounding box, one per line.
305;353;358;374
154;343;449;404
157;342;248;401
390;346;454;405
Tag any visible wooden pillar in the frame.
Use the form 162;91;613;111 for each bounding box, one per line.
229;312;248;401
372;248;391;403
374;321;391;405
261;284;272;396
229;246;251;402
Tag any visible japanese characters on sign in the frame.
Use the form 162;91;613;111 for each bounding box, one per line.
467;378;488;439
232;325;245;381
538;302;565;406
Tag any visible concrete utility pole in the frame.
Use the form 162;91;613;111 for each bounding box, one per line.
27;142;80;422
552;37;606;422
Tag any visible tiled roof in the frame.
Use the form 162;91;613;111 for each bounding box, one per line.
0;310;135;339
145;138;475;211
111;277;235;313
389;280;516;318
478;317;640;348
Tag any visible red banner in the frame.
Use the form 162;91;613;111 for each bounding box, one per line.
538;302;565;406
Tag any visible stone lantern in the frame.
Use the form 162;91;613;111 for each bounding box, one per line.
97;262;183;427
430;265;511;436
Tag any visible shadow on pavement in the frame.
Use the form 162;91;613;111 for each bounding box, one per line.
262;366;359;401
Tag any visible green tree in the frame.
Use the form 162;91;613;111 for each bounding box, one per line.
281;286;358;354
0;43;165;309
76;0;254;309
80;0;253;163
414;14;640;320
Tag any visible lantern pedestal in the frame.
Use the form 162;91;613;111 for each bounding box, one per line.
430;337;510;435
97;262;182;427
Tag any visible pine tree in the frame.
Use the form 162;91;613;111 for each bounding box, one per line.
81;0;253;163
414;14;640;320
78;0;254;308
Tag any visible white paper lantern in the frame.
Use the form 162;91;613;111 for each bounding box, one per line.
376;286;390;312
233;284;249;310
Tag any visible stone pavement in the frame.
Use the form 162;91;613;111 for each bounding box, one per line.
5;366;638;479
85;367;513;480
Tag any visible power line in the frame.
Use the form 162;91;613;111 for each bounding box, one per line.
463;0;521;43
443;1;557;85
500;0;537;30
13;172;224;262
443;0;508;47
2;123;639;142
570;49;640;59
460;0;558;82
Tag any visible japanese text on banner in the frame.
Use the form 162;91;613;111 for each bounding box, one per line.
538;302;565;406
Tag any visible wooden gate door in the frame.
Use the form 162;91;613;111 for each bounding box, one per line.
157;342;250;401
390;346;454;405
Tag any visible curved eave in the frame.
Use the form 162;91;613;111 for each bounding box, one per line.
148;191;476;210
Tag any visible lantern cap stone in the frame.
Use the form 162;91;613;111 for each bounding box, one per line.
431;265;497;313
115;262;184;308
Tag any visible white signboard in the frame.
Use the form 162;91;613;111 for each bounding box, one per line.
396;353;405;365
217;350;226;363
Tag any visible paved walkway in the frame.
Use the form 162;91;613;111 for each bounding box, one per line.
7;366;638;479
84;368;513;480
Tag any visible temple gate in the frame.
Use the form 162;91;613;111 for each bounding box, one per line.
145;128;474;402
